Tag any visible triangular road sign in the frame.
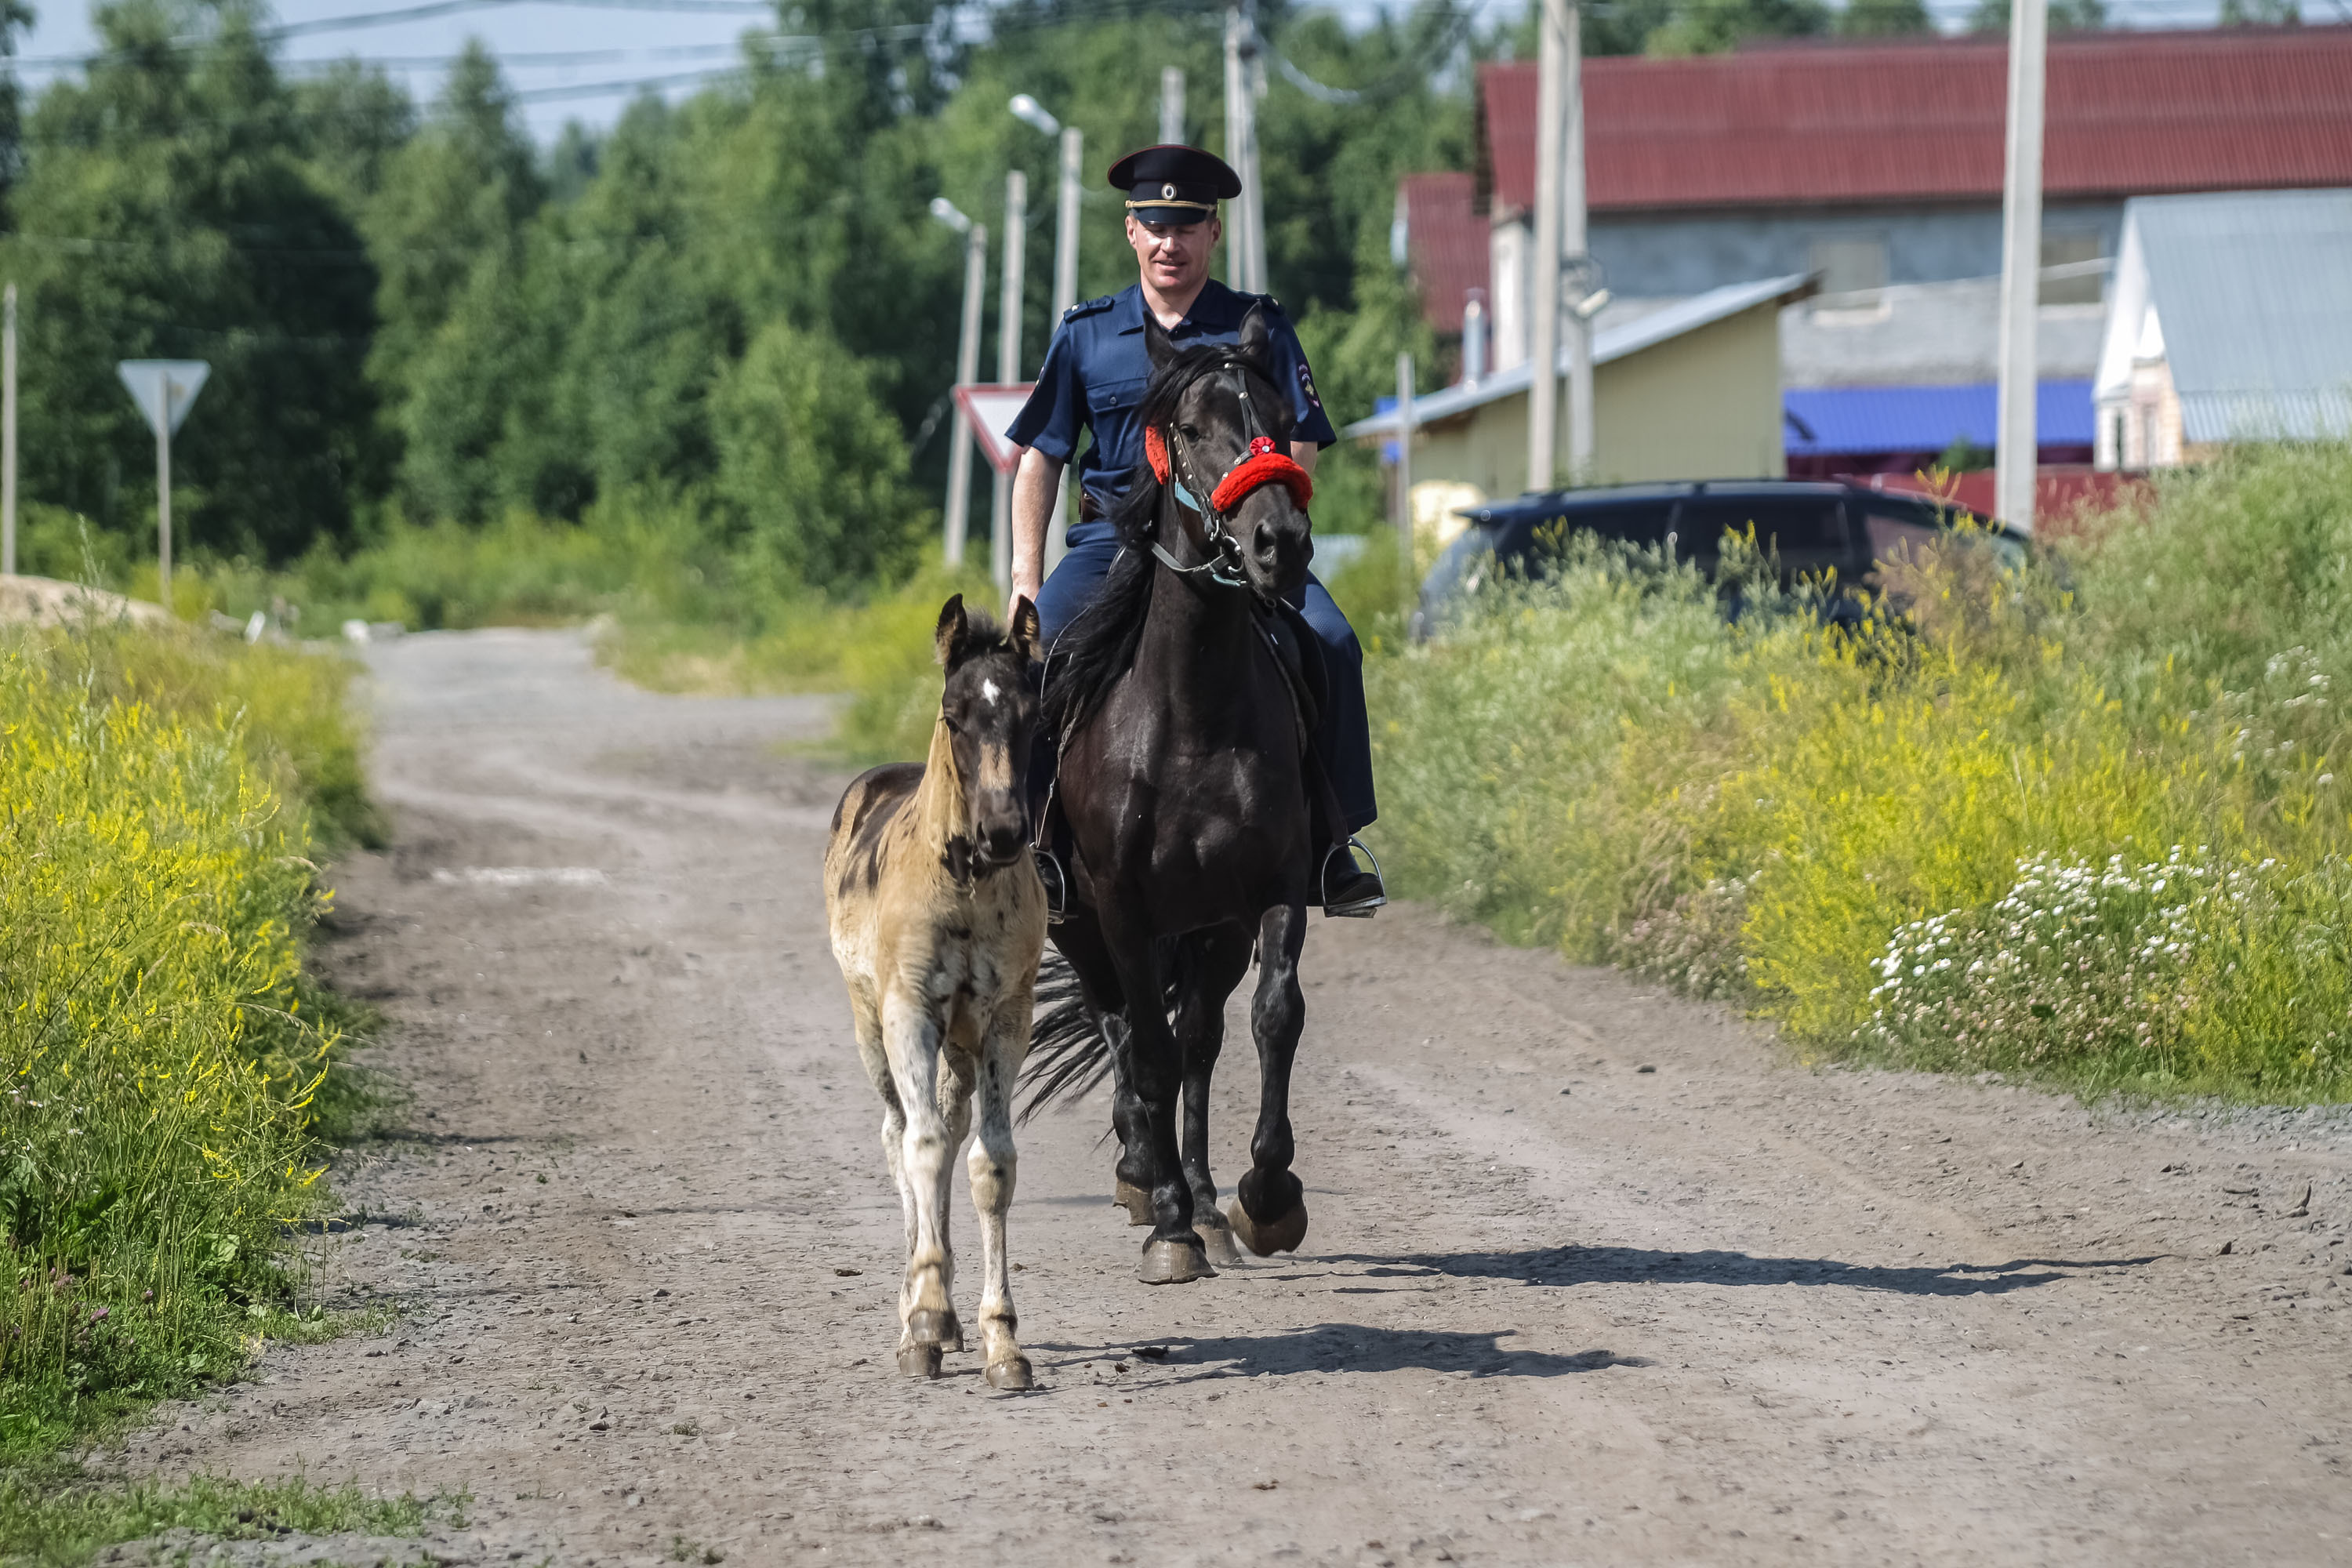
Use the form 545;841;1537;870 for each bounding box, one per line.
953;383;1036;477
117;361;210;437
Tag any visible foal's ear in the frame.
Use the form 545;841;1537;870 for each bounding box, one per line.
1238;302;1271;365
1009;595;1041;662
1143;311;1175;370
933;593;969;668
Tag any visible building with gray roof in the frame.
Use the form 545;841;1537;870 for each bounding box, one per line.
2095;190;2352;470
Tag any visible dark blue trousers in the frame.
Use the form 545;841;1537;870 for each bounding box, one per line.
1036;521;1377;832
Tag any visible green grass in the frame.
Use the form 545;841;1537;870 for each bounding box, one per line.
1366;441;2352;1103
0;1461;457;1567
0;621;382;1460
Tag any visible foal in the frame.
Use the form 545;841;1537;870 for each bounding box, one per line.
824;596;1046;1388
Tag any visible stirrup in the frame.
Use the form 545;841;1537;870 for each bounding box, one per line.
1319;837;1387;919
1032;846;1069;924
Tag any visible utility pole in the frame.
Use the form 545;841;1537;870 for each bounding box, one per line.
930;198;989;569
993;169;1028;593
1563;0;1595;482
1395;353;1416;592
1995;0;2049;535
1223;5;1266;293
1527;0;1570;493
2;284;16;579
1160;66;1185;145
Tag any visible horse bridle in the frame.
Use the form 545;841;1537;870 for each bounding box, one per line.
1144;354;1313;593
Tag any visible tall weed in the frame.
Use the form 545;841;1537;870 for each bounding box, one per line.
0;627;361;1454
1368;441;2352;1101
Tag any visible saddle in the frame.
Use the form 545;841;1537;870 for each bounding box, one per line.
1028;597;1350;922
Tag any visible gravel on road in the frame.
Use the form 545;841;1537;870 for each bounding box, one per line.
117;627;2352;1567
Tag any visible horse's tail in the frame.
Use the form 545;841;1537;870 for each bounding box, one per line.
1016;950;1111;1123
1014;938;1192;1124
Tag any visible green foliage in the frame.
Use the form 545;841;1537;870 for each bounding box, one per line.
1369;443;2352;1102
0;622;376;1454
0;1463;452;1566
5;0;383;560
9;1;1475;599
1969;0;2108;31
713;321;929;594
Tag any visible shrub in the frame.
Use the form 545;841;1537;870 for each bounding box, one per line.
0;626;358;1454
1367;441;2352;1102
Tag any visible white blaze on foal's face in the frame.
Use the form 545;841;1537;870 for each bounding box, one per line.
982;679;1002;706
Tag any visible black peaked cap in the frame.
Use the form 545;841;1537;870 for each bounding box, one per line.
1108;144;1241;226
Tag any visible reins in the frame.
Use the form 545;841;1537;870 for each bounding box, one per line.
1141;355;1314;593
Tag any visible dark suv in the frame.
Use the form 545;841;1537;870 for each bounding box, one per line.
1412;479;2027;638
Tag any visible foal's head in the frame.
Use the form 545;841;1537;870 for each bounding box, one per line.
932;593;1042;872
1141;303;1312;604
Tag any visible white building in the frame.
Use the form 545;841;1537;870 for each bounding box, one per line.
2094;190;2352;470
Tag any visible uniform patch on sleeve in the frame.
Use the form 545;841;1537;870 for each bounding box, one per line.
1297;361;1321;411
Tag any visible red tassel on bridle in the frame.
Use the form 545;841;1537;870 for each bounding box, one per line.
1146;428;1313;511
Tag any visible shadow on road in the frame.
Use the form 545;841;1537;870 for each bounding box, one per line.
1033;1323;1649;1381
1316;1246;2165;1298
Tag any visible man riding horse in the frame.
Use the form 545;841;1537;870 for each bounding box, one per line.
1005;143;1385;919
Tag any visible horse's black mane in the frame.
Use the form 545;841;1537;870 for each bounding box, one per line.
1043;337;1272;739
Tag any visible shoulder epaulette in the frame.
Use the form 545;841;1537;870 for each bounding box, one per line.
1063;295;1117;322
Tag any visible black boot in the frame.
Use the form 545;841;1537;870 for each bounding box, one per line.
1319;837;1386;918
1033;844;1069;924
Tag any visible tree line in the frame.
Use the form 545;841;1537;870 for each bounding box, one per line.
1;0;2049;595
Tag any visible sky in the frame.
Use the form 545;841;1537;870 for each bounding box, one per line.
13;0;2238;144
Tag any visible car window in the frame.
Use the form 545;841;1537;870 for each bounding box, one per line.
1559;504;1675;550
1863;510;1942;568
1673;496;1849;574
1421;524;1500;607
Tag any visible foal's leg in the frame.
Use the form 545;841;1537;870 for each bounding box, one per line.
850;993;921;1355
1173;925;1254;1268
1229;902;1312;1257
968;996;1033;1389
880;989;960;1374
1098;902;1213;1284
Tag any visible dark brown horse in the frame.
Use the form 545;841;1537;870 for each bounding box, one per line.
1021;303;1320;1285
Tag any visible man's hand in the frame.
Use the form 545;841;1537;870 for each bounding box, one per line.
1009;446;1062;622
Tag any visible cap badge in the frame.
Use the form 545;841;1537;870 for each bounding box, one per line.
1161;183;1177;199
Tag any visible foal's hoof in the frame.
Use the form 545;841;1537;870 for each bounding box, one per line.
897;1344;943;1379
1193;1213;1246;1268
1228;1196;1309;1257
1138;1236;1217;1285
1113;1180;1153;1227
907;1308;964;1352
985;1355;1035;1392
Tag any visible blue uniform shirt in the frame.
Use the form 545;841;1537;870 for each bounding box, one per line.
1006;279;1338;517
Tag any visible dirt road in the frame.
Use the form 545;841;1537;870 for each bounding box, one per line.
125;627;2352;1566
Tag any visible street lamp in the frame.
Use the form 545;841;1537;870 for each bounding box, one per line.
1007;96;1082;330
1011;94;1083;568
930;198;989;569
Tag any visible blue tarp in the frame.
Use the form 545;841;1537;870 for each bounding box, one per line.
1784;381;2096;456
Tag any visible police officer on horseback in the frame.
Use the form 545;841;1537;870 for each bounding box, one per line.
1005;143;1386;917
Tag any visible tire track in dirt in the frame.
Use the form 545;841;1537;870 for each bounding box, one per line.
114;627;2350;1567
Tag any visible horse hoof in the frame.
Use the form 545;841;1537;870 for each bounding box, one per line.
907;1308;964;1352
985;1356;1035;1392
1137;1237;1217;1285
1227;1196;1309;1256
1113;1180;1153;1226
1193;1215;1246;1268
898;1344;943;1379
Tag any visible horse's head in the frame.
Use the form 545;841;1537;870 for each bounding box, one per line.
934;593;1042;873
1142;304;1313;604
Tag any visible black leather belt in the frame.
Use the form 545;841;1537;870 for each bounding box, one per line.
1079;493;1105;523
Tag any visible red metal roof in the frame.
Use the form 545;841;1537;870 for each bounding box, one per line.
1399;172;1491;332
1477;27;2352;216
